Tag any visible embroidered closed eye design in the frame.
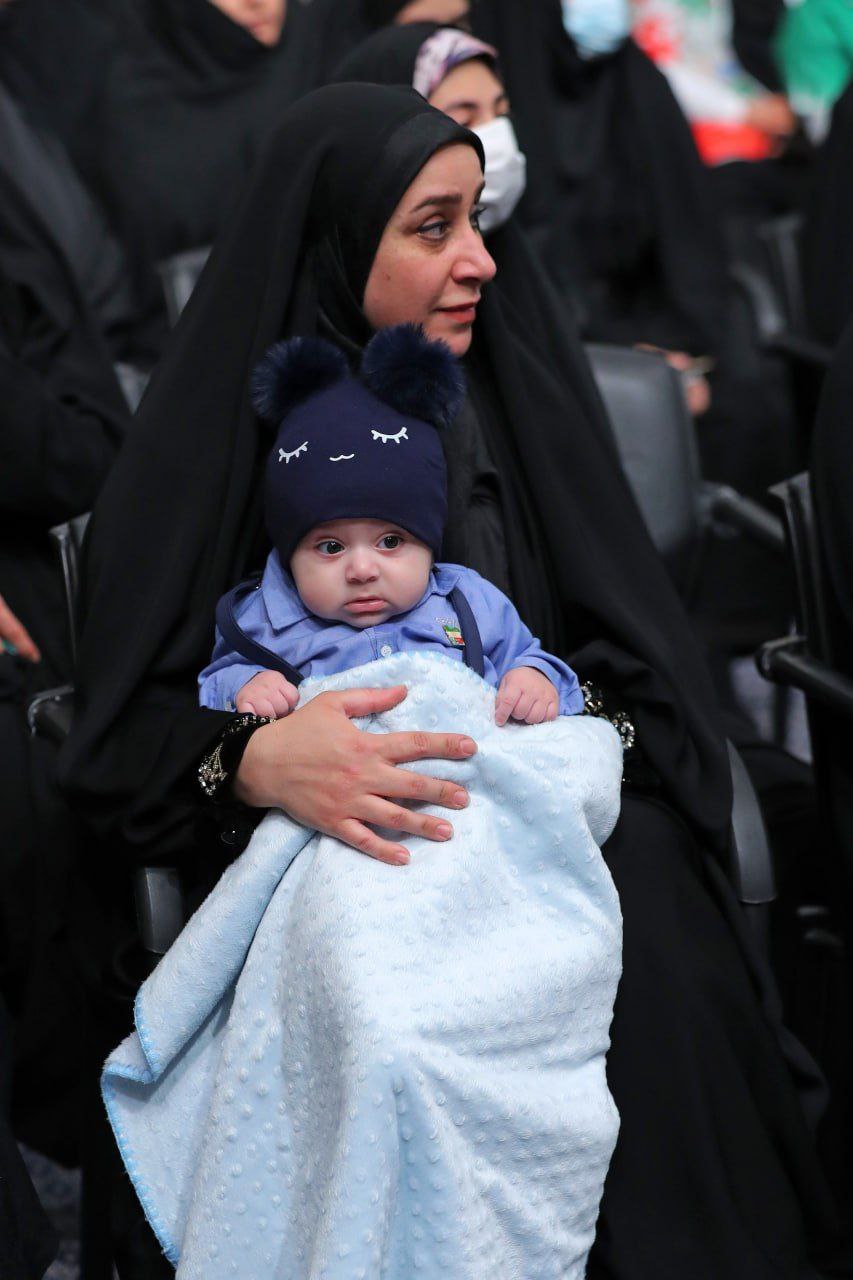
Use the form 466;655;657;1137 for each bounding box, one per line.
278;441;308;464
371;426;409;445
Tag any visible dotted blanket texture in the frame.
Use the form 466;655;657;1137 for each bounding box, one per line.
102;652;623;1279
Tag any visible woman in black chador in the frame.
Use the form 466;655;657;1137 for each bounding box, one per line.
473;0;727;361
803;83;853;349
62;84;838;1278
0;159;129;1275
0;0;337;350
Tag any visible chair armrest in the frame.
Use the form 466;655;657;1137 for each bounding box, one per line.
757;637;853;718
727;741;776;907
134;867;185;957
27;686;74;743
703;483;787;553
729;262;785;346
768;331;833;370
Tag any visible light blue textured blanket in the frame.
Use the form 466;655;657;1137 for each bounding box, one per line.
103;652;623;1279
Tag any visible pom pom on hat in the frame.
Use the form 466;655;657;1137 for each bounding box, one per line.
361;324;465;430
250;335;349;424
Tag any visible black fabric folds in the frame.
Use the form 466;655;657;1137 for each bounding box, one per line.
803;84;853;348
811;317;853;672
0;201;129;682
62;82;730;864
0;0;340;350
474;0;727;354
732;0;785;92
333;20;439;86
363;0;411;26
0;82;158;366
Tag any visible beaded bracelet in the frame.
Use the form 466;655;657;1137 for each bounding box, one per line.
580;681;637;752
197;712;272;801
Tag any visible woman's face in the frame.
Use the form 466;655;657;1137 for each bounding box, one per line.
208;0;286;46
428;60;510;129
394;0;471;26
363;143;496;356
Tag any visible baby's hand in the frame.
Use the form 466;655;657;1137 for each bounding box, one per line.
236;671;299;719
495;667;559;726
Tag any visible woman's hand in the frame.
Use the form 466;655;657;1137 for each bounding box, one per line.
233;684;476;866
0;593;40;662
745;94;796;142
636;345;712;417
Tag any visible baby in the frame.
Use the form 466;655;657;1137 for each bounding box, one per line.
199;325;582;725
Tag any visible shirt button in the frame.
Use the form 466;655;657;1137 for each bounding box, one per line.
380;644;393;658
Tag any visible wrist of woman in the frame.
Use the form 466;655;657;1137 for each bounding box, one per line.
231;719;283;808
198;713;273;804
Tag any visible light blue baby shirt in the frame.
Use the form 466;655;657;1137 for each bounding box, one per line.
198;551;584;715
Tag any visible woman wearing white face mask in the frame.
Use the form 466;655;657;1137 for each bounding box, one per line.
560;0;632;60
334;23;528;236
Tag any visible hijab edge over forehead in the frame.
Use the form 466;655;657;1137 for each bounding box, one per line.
344;105;484;299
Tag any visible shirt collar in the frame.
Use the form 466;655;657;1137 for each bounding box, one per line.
263;550;311;630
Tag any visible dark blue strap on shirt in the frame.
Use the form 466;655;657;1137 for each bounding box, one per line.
448;585;485;678
214;575;486;683
215;574;304;687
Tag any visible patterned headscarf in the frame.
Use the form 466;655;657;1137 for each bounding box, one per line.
413;27;497;100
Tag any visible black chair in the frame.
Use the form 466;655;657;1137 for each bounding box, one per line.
585;343;785;606
585;343;780;941
758;474;853;879
730;214;832;370
756;473;853;1186
27;514;182;958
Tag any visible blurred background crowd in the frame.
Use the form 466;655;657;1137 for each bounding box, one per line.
2;0;853;1276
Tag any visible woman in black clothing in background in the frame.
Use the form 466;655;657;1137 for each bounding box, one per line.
0;0;339;353
0;176;129;1273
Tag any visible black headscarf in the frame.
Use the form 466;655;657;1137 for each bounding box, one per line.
473;0;727;354
363;0;412;24
62;82;730;865
333;20;446;86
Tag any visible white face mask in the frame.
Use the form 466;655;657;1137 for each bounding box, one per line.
560;0;631;59
473;115;527;235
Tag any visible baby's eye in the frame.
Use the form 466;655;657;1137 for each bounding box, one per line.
371;426;409;444
278;440;308;464
378;534;403;550
317;539;344;556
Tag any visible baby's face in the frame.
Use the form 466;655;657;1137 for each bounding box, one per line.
290;518;433;628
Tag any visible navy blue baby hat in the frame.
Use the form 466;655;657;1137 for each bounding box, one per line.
252;324;465;564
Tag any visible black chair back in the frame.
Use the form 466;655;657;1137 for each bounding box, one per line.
757;214;808;336
585;343;704;594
